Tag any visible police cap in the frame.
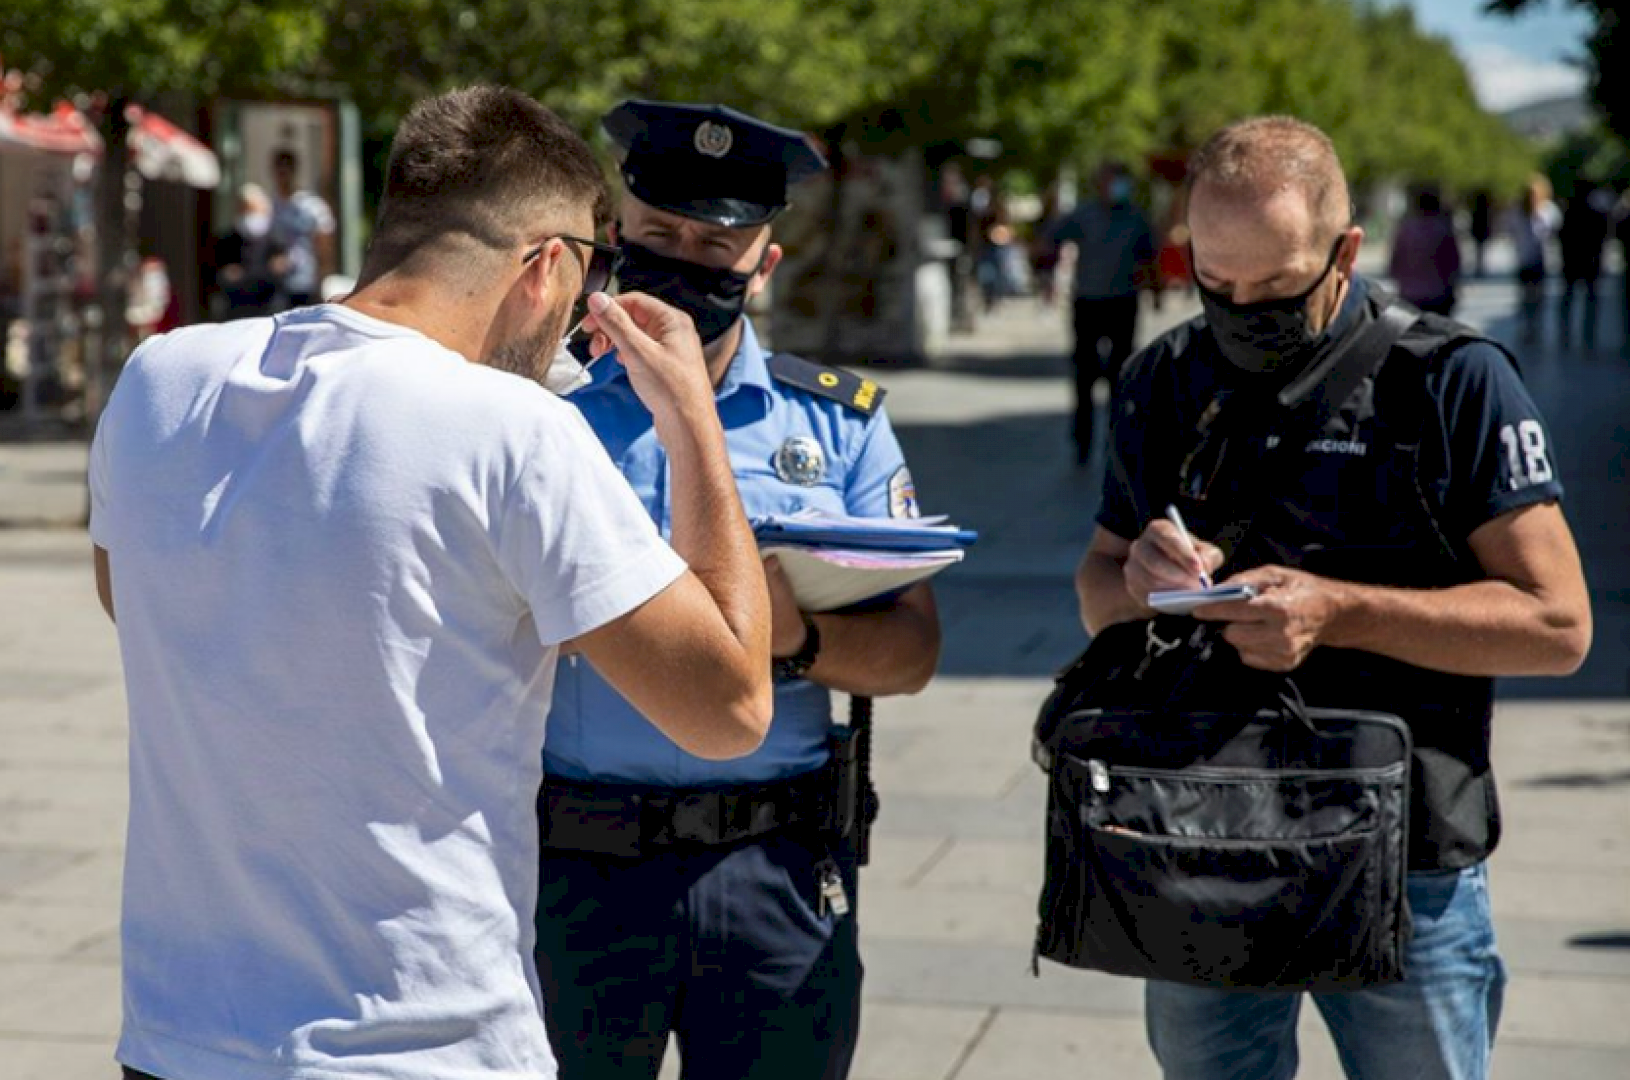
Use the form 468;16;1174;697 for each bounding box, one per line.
602;99;829;228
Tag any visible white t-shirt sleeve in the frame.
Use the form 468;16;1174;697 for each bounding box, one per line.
88;410;114;548
497;406;686;646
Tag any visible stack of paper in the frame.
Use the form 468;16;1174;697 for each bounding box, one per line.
753;510;977;612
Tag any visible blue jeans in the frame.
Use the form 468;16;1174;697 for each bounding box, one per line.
1146;864;1506;1080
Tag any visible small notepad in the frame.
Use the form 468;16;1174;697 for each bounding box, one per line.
1148;583;1258;615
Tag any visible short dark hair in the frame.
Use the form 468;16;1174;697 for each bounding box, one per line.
272;150;299;172
362;85;609;279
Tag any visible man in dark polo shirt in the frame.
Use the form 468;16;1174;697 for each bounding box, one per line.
1076;115;1591;1080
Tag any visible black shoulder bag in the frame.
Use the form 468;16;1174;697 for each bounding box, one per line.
1033;296;1423;992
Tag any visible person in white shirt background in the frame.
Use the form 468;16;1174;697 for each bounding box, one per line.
268;147;338;308
1504;173;1562;343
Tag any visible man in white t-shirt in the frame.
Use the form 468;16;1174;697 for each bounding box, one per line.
90;85;773;1080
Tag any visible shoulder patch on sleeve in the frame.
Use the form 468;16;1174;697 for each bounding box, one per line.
767;353;885;416
888;466;920;519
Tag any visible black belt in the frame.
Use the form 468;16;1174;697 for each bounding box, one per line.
538;770;832;857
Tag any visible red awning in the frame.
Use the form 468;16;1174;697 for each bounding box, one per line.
0;101;103;156
125;103;220;190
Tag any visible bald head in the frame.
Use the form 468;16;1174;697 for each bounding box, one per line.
1187;116;1351;245
1184;115;1364;352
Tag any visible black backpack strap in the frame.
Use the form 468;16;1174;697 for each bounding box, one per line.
1381;321;1490;573
848;694;878;866
1276;289;1420;432
1184;293;1421;554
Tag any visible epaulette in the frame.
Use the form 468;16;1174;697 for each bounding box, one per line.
766;353;885;416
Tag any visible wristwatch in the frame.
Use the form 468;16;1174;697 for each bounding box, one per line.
773;615;822;681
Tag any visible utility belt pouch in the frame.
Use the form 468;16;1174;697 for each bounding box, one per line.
826;723;864;844
827;692;880;865
538;781;646;858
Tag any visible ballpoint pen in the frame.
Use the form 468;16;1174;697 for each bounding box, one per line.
1165;504;1213;589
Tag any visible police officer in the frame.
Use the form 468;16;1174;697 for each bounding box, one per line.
1076;116;1591;1080
535;100;942;1080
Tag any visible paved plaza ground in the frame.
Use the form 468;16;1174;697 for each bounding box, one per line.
1;255;1626;1078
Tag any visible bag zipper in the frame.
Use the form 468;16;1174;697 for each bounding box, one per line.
1075;755;1403;784
1077;757;1387;843
1083;817;1379;846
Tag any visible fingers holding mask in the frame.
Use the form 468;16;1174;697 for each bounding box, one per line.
581;291;710;413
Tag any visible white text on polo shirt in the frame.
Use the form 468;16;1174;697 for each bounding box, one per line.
1304;438;1369;456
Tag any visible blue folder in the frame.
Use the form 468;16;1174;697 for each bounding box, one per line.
751;515;978;553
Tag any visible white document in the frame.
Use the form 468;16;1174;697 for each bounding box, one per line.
1148;583;1258;615
762;545;964;612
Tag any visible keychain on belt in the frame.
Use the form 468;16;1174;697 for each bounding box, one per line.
816;857;850;918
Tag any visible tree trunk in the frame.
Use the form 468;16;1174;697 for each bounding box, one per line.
819;122;848;363
78;101;132;527
86;100;132;430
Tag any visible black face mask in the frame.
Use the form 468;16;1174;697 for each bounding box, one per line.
1196;236;1345;374
614;240;757;344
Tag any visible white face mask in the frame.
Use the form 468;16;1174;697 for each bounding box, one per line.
542;318;601;396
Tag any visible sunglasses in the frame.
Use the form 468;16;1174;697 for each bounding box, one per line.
523;235;623;297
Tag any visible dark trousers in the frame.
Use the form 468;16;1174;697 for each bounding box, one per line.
1070;294;1140;462
536;831;862;1080
1557;275;1599;346
122;1070;162;1079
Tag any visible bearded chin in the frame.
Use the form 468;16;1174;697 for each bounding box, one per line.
487;325;558;387
487;288;581;386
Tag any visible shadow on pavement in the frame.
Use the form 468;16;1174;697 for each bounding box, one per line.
1517;768;1630;790
1568;932;1630;951
920;352;1071;379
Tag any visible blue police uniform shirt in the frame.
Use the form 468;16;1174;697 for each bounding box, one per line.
1099;274;1565;559
545;317;917;786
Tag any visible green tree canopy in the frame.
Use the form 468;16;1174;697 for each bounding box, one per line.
1;0;324;101
1487;0;1623;142
3;0;1541;208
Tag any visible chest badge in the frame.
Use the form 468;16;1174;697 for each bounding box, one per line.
774;436;827;487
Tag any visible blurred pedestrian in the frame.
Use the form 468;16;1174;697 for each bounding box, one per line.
92;85;773;1080
1556;180;1612;349
1616;189;1630;349
1468;191;1493;277
1030;181;1066;306
940;162;976;330
268;148;337;308
1505;174;1560;343
1049;161;1156;465
124;255;178;342
978;221;1025;310
211;183;287;318
1388;185;1461;316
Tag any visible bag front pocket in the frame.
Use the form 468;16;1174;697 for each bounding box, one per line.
1038;752;1402;989
1085;760;1388;843
1087;825;1381;987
